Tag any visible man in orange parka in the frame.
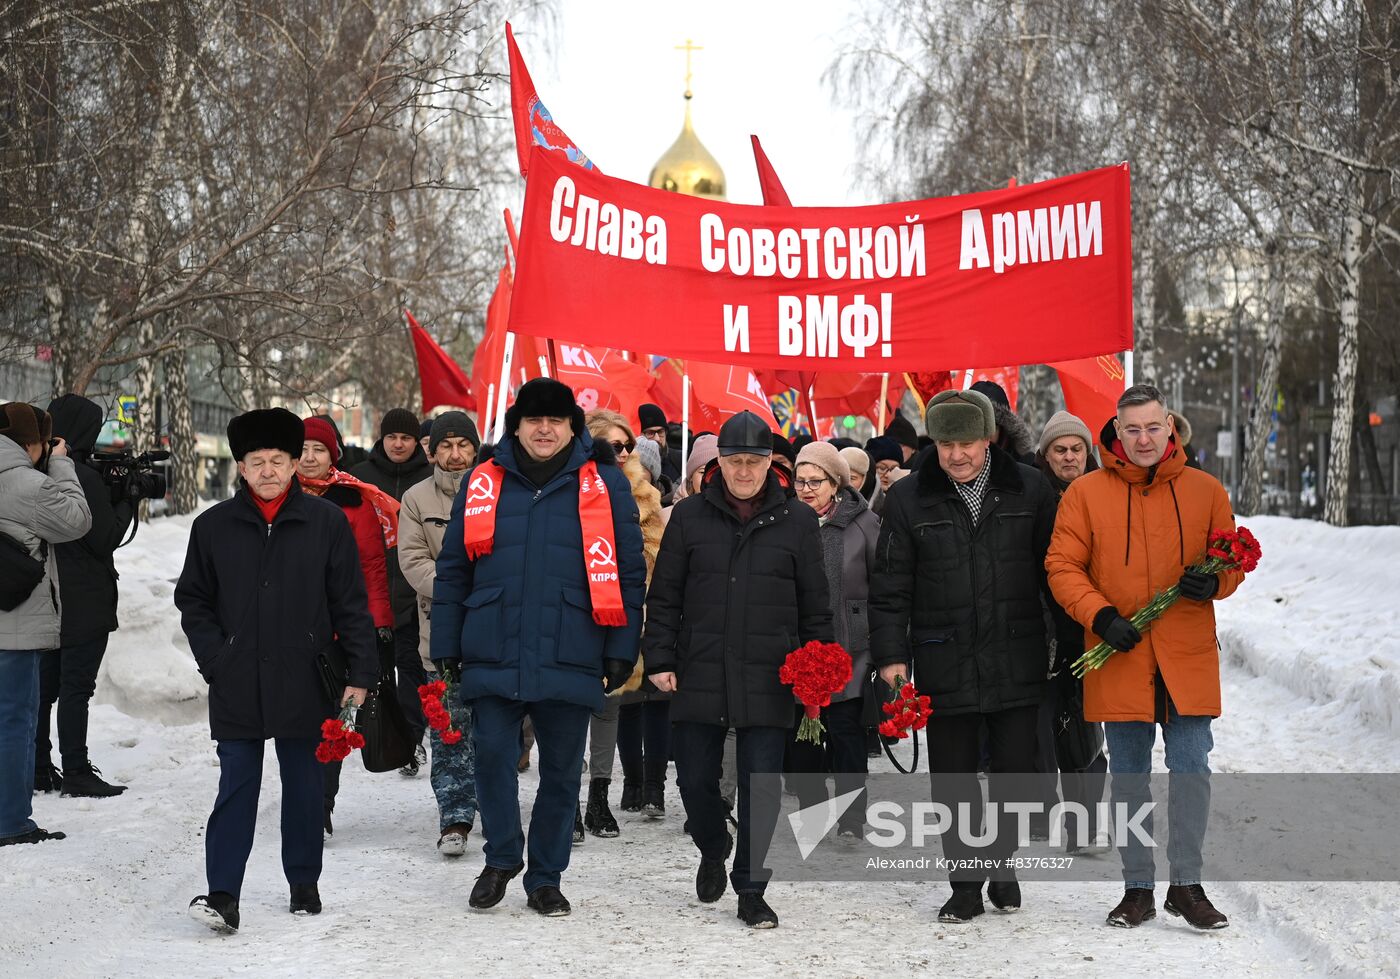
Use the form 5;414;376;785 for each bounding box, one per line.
1046;384;1242;932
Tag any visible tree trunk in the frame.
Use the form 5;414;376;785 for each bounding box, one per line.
164;346;199;515
1324;211;1362;526
1240;231;1287;515
44;279;70;395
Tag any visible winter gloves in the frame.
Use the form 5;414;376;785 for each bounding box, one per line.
1093;607;1142;652
1177;570;1220;602
603;658;633;693
434;659;462;684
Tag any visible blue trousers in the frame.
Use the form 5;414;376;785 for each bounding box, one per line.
205;738;323;898
0;649;42;838
470;695;591;894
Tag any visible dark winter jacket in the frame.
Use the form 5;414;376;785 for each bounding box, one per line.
643;468;834;729
994;402;1037;466
350;440;432;627
814;486;881;703
870;444;1057;716
430;433;646;712
47;395;135;645
174;479;379;741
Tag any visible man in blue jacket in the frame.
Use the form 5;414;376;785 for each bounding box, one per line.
432;378;645;917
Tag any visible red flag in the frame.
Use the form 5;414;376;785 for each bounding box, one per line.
903;371;955;415
507;23;598;179
812;372;907;426
470;262;513;424
968;367;1020;410
1051;355;1126;445
750;135;793;207
552;342;654;419
407;311;476;413
685;361;781;433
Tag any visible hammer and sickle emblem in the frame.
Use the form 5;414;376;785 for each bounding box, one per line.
587;537;615;568
467;470;495;503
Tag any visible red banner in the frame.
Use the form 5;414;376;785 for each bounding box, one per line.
407;312;476;413
510;147;1132;371
507;23;597;178
552;343;655;422
1052;354;1126;444
469;262;513;422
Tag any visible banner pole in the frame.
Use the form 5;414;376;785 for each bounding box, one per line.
878;373;890;430
483;382;495;440
681;370;691;487
961;369;975;391
538;355;551;379
492;333;515;444
804;385;819;438
1123;350;1134;388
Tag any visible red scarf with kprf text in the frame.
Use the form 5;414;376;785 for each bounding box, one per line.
461;459;626;627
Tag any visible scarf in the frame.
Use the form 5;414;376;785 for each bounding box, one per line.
298;468;401;548
951;455;992;525
461;458;626;627
248;482;292;525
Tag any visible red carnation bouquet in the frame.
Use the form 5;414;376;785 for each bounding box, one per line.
316;704;365;764
779;641;853;744
1072;525;1263;677
877;675;932;740
418;678;464;745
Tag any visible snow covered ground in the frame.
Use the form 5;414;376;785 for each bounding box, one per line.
1;513;1397;978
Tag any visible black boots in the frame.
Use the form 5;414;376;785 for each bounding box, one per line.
696;830;733;902
584;778;619;838
470;863;524;910
1164;884;1229;930
0;827;65;846
1107;887;1157;927
189;892;240;933
641;783;665;819
987;877;1021;912
290;883;321;915
938;889;986;923
526;885;572;917
59;762;126;798
33;758;62;794
620;780;643;812
737;893;779;929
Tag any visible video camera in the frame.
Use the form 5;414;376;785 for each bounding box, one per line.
91;449;170;503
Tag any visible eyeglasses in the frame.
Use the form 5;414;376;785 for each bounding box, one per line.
609;440;635;454
875;462;900;474
793;478;832;491
1119;424;1167;439
641;427;667;438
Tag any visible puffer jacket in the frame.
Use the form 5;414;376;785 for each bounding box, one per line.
1046;421;1243;722
399;465;467;671
0;437;92;649
815;486;881;703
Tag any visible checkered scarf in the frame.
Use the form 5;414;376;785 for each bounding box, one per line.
951;455;992;525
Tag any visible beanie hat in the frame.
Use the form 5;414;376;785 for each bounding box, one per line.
884;413;919;451
839;445;870;477
0;402;50;448
865;435;903;466
770;432;796;466
925;389;996;443
419;418;434;441
380;407;420;440
429;410;480;455
634;436;662;482
638;403;667;431
1037;410;1093;456
228;408;304;461
969;380;1011;409
795;440;850;487
685;433;720;482
301;415;341;466
504;377;585;438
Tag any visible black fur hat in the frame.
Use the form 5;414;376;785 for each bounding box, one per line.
504;378;585;439
227;407;304;461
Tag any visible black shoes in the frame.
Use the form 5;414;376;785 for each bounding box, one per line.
620;780;643;812
584;778;619;838
938;889;986;923
572;804;585;845
526;885;572;917
469;863;524;909
1164;884;1229;930
189;892;240;933
987;878;1021;912
696;831;733;903
399;742;427;778
1106;887;1157;928
290;883;321;915
642;784;665;819
737;893;779;929
0;827;65;846
59;762;126;798
33;758;62;794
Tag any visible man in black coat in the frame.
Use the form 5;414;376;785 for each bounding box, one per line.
35;395;135;798
638;403;682;487
350;407;433;773
645;410;833;930
175;408;378;934
871;389;1058;924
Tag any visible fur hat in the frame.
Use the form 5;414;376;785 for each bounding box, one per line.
228;408;304;461
638;403;667;431
925;390;996;443
865;435;903;465
884;413;919;451
301;415;341;466
795;440;850;487
379;407;420;440
634;436;662;483
504;377;585;439
0;402;50;448
429;410;480;454
1037;410;1093;456
839;445;870;477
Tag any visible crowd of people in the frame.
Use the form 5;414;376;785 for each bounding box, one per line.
0;377;1240;938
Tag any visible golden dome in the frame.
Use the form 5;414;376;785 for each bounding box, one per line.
649;95;727;201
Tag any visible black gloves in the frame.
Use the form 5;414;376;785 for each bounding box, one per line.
1177;570;1219;602
1093;607;1142;652
376;626;394;645
434;659;462;684
603;658;633;693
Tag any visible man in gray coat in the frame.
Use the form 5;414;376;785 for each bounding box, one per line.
0;402;92;846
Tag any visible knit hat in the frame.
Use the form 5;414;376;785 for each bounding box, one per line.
419;418;434;441
685;433;720;482
380;407;420;440
770;431;796;467
865;435;903;466
634;436;662;482
429;410;479;454
228;408;304;461
839;445;870;478
925;389;996;442
638;403;667;431
0;402;50;447
969;380;1011;409
795;440;850;487
301;415;341;466
884;413;919;451
1037;410;1093;456
504;377;585;438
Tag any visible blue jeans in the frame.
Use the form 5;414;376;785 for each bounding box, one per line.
426;671;477;831
0;649;43;838
1104;706;1213;889
470;695;591;894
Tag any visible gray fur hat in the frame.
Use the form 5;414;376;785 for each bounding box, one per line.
924;389;996;442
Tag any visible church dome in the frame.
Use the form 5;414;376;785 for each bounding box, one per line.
649;95;726;201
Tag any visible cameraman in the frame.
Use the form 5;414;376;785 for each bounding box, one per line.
35;396;136;798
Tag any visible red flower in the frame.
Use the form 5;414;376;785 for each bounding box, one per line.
441;729;464;746
780;641;854;744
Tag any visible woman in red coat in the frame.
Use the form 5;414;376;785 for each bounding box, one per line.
299;415;398;834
